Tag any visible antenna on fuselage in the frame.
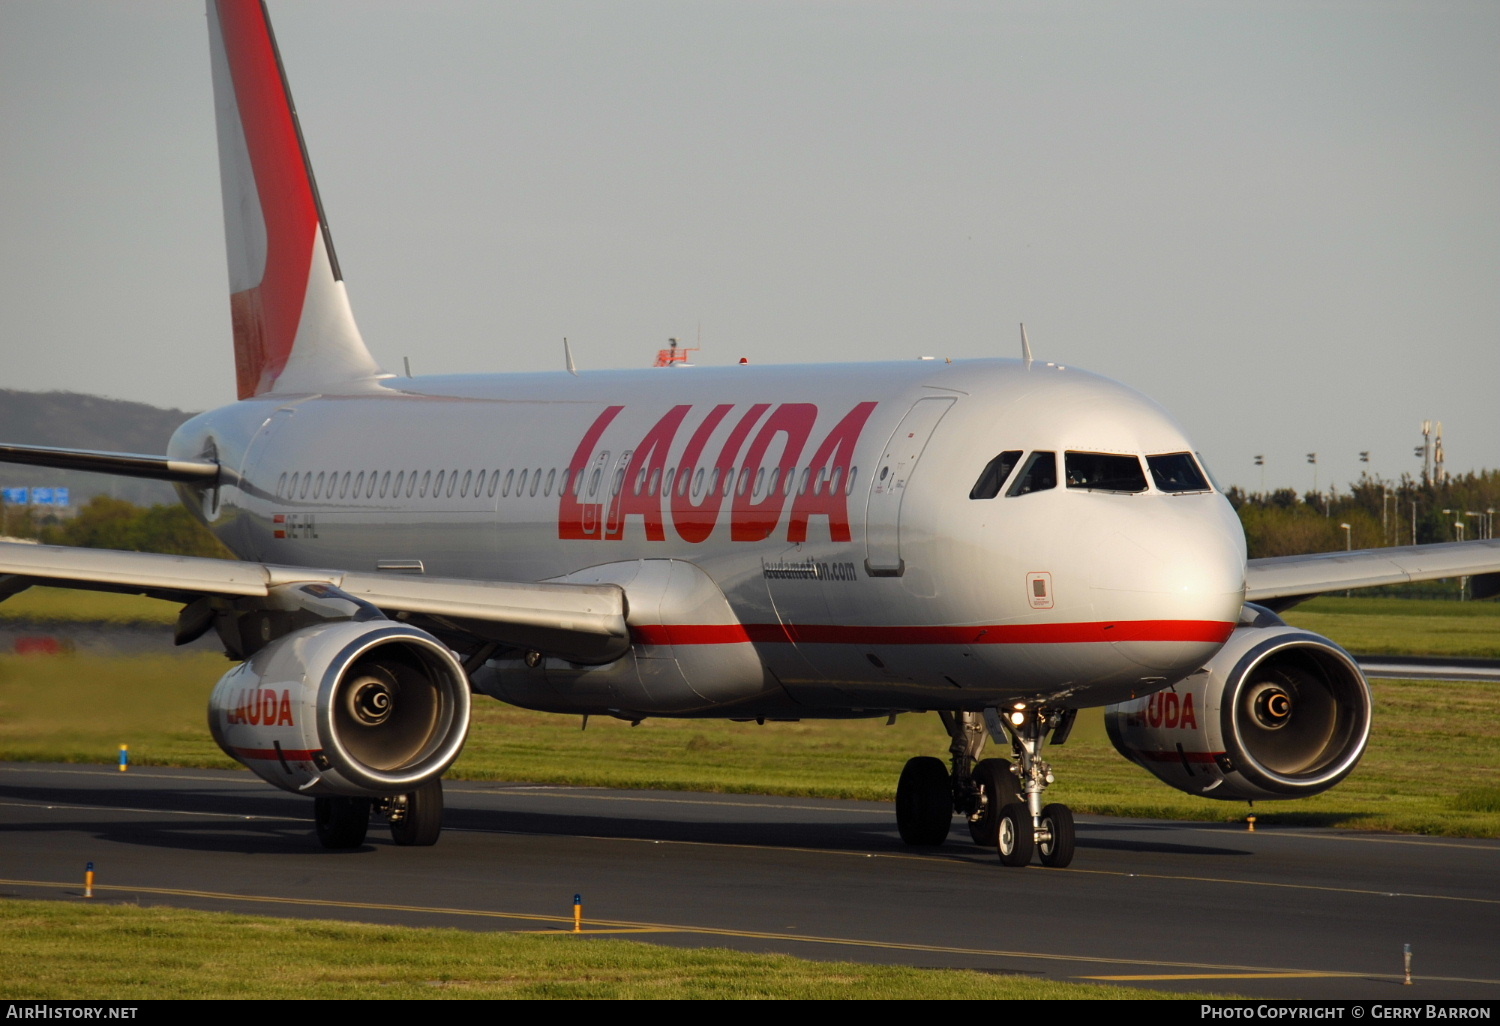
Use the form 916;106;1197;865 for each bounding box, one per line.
1020;323;1033;366
564;337;578;376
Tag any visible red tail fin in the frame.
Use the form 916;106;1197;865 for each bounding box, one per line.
208;0;382;399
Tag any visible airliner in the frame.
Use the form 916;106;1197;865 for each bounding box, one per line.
3;0;1497;866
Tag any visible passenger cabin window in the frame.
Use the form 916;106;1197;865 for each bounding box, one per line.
969;450;1023;499
1065;452;1147;493
1007;452;1057;496
1147;452;1211;493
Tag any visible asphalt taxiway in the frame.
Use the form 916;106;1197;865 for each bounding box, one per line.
2;762;1496;999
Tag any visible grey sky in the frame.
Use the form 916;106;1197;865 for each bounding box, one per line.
1;0;1495;493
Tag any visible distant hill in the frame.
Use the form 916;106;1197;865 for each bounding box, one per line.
0;390;200;507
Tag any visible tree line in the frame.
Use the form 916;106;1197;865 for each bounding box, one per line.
1227;470;1498;559
2;495;232;559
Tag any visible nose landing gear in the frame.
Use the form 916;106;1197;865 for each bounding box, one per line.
892;705;1077;868
995;704;1076;868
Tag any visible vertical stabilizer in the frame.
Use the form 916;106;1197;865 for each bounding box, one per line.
208;0;384;399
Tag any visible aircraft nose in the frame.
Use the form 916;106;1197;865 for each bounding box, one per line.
1087;495;1246;670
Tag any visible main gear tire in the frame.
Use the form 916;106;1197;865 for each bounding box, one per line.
314;796;370;849
390;778;444;847
896;756;952;846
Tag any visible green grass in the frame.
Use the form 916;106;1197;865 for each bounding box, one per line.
0;653;236;769
0;900;1198;999
0;586;178;625
1282;596;1500;657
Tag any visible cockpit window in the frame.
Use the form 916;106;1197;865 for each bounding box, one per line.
1147;452;1211;493
1006;451;1057;496
1065;451;1147;493
969;450;1023;499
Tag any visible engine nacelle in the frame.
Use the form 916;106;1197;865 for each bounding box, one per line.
1104;610;1371;802
208;620;471;797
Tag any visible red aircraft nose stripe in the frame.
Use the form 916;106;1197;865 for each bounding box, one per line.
629;620;1234;647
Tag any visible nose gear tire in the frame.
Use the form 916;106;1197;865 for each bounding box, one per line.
996;803;1034;867
1037;803;1075;868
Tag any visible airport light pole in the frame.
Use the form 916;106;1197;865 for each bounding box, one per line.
1465;511;1484;540
1350;525;1362;597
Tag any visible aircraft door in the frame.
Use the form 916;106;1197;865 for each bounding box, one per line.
863;397;955;576
572;450;612;539
602;449;634;538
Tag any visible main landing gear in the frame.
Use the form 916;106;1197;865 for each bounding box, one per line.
313;778;445;849
894;706;1077;868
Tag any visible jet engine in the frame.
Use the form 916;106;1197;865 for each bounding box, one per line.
1104;606;1371;802
208;619;471;797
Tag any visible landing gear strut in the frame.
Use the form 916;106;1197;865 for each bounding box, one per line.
892;706;1077;868
990;704;1076;868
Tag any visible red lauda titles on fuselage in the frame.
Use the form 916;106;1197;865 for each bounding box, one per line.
559;402;878;543
224;687;295;727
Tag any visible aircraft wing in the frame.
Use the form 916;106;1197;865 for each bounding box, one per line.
0;442;219;483
1246;538;1500;609
0;541;628;663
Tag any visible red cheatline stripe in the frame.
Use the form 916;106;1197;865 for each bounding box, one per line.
630;620;1233;647
1129;748;1223;764
632;624;753;645
233;747;318;762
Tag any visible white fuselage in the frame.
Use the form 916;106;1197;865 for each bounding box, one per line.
171;357;1247;716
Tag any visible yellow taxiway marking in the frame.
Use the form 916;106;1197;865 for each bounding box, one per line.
1085;973;1332;981
10;876;1497;987
519;928;673;935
